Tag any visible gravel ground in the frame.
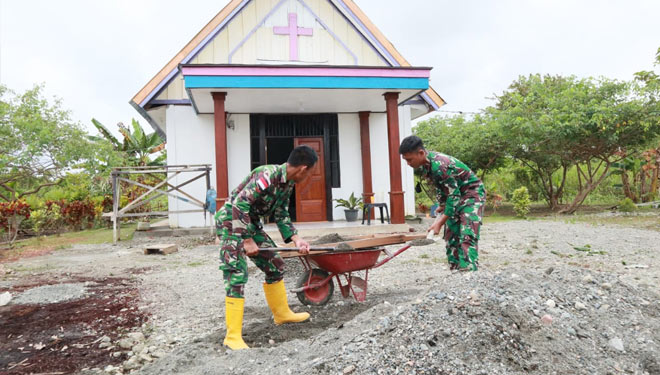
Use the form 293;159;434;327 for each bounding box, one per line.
1;215;659;375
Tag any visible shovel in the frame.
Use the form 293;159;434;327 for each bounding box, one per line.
259;243;355;252
258;246;335;251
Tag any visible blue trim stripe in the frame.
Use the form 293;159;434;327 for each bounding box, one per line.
184;76;429;90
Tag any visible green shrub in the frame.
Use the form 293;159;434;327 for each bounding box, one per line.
617;198;637;213
511;186;531;218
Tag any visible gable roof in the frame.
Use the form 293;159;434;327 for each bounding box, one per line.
339;0;445;109
131;0;445;111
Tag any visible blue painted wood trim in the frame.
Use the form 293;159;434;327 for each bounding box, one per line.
184;76;429;89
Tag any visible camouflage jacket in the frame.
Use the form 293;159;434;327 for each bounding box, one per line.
415;151;484;217
215;164;297;242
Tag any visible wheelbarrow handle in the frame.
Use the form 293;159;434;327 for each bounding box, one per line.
259;247;336;251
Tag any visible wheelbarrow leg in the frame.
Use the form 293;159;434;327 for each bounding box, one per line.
338;270;369;302
349;269;369;302
336;274;351;298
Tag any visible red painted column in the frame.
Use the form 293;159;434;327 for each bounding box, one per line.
359;111;374;219
213;92;229;211
384;92;404;224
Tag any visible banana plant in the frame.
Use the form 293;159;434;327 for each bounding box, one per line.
91;118;166;166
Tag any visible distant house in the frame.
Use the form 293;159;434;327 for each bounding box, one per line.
131;0;444;228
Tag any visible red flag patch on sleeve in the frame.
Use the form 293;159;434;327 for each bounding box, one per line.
256;176;270;192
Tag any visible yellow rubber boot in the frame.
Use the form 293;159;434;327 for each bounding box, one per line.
223;297;249;350
263;280;310;325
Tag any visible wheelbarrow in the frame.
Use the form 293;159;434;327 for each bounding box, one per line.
287;244;412;306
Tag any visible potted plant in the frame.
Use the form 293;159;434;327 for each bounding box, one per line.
334;193;363;222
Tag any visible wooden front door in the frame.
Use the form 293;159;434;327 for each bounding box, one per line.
294;137;327;222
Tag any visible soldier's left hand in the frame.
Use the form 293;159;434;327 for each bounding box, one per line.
292;235;310;254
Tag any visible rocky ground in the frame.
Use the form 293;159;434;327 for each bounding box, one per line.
1;214;659;375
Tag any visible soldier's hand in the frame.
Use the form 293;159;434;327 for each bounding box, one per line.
428;214;449;235
292;235;310;255
243;238;259;256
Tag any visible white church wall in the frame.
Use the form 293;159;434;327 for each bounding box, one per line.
369;112;390;207
332;114;363;220
368;109;416;219
226;114;251;191
165;108;250;228
399;105;416;217
163;106;412;227
165;106;216;228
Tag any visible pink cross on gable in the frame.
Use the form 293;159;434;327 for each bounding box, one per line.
273;13;313;61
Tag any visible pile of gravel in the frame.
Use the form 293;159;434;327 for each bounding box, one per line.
138;267;660;375
12;282;89;305
320;268;660;375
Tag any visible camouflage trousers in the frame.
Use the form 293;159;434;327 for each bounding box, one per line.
444;198;485;271
219;230;285;298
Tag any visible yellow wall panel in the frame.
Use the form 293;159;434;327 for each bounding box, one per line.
155;87;168;101
240;1;258;63
318;1;334;63
227;10;244;63
345;22;362;65
255;27;272;62
174;74;186;100
255;0;270;21
213;28;230;64
195;41;214;63
299;31;314;62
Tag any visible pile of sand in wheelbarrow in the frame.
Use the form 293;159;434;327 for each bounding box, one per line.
310;233;355;250
310;233;350;245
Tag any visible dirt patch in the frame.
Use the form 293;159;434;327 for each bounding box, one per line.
0;246;57;263
0;276;147;374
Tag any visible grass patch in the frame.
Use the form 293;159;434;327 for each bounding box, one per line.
0;223;137;262
419;254;430;259
562;214;660;232
187;261;206;267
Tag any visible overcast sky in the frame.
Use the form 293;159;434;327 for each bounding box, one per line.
1;0;659;136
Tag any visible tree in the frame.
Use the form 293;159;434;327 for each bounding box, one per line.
414;114;508;179
91;118;166;166
613;47;660;203
490;74;660;213
610;144;659;203
0;84;95;202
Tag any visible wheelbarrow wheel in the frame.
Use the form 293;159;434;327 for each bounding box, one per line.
295;268;334;306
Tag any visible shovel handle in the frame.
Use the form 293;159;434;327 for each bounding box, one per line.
259;247;335;251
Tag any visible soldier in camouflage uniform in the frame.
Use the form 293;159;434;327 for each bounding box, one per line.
215;145;318;350
399;135;485;271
